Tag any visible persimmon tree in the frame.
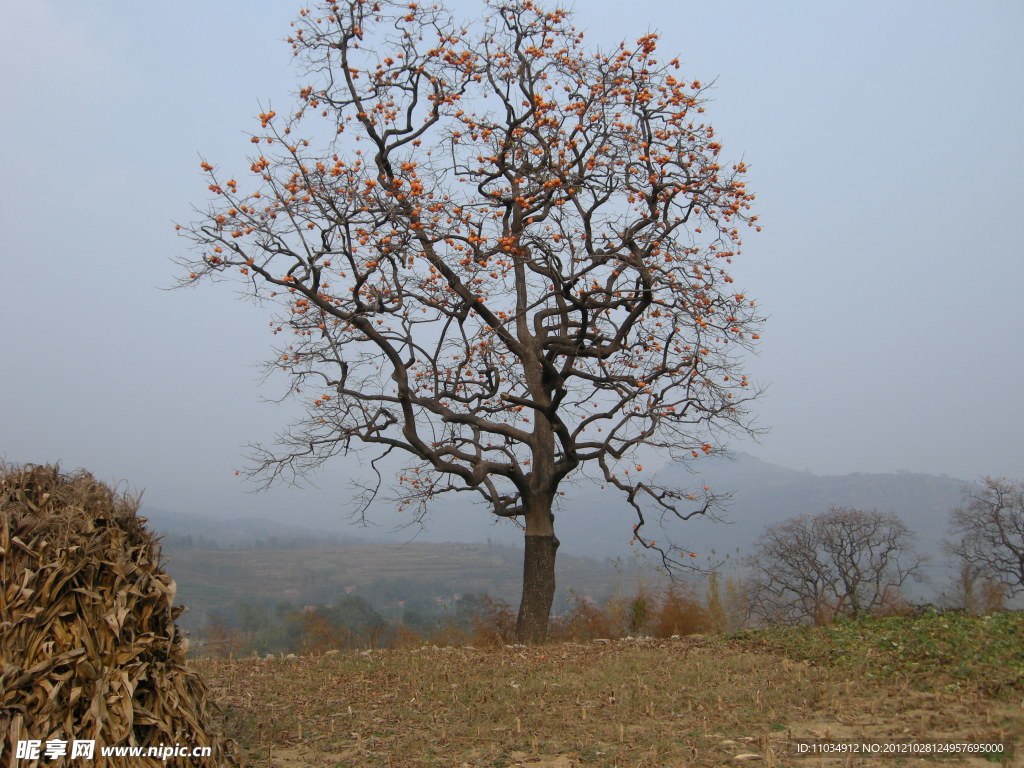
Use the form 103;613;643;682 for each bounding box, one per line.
177;0;762;642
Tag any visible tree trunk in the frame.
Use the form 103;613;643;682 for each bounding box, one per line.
516;532;559;643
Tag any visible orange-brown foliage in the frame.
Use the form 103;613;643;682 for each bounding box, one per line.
550;585;711;641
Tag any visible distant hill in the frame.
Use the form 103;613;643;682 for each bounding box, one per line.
140;506;373;549
553;453;970;560
142;454;970;561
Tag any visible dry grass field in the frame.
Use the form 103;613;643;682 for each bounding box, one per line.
192;613;1024;767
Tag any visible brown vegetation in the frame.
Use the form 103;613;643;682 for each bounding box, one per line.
196;580;742;656
0;464;240;766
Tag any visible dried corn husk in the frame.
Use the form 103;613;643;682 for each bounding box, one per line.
0;464;241;766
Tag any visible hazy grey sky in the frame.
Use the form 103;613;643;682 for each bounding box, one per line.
2;0;1021;526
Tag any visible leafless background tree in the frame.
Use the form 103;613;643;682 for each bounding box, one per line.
745;507;925;625
945;477;1024;600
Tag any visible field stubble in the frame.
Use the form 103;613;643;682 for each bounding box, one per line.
193;629;1023;767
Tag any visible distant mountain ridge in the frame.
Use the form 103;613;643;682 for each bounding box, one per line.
139;506;373;549
553;453;970;559
142;453;971;562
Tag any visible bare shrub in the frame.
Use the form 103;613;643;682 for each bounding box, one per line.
204;612;245;658
649;585;711;638
388;624;428;650
296;608;349;654
471;599;517;646
551;585;710;640
945;560;1008;615
550;595;623;641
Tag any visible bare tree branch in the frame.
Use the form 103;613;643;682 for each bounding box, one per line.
945;477;1024;597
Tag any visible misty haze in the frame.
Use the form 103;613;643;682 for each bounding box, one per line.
2;0;1022;765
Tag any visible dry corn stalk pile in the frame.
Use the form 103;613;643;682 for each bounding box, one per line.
0;464;240;766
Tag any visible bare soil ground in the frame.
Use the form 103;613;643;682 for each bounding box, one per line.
193;631;1023;767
